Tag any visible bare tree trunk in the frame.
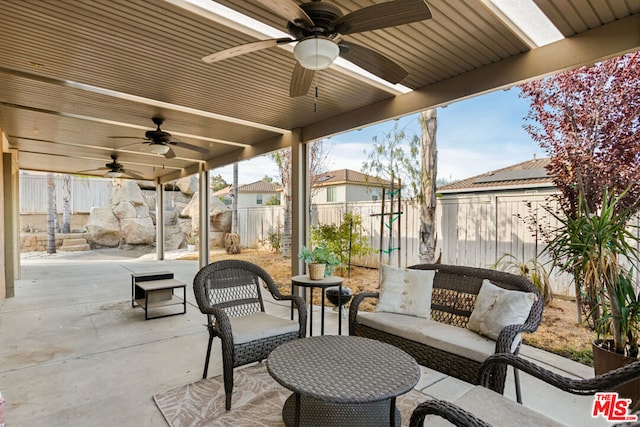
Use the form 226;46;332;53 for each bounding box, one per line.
62;174;71;233
46;173;57;254
419;109;438;263
231;163;238;234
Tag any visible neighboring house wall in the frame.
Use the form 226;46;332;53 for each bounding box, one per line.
312;184;382;204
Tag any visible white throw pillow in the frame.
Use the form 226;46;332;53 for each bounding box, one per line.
467;279;537;340
376;264;435;318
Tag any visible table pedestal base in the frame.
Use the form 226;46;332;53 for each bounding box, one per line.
282;393;401;427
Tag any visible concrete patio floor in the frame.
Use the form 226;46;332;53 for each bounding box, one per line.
0;249;608;426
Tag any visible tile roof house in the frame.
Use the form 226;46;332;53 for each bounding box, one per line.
311;169;391;204
213;181;281;208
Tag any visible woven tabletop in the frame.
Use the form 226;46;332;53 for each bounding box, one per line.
267;335;420;404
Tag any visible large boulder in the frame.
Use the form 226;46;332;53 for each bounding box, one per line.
181;192;231;233
86;207;121;247
176;176;198;196
111;179;146;206
110;179;155;245
120;217;155;245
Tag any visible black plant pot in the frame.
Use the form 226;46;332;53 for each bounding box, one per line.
326;286;352;307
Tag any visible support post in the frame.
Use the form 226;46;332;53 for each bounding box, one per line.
199;167;210;268
155;180;164;261
290;129;308;277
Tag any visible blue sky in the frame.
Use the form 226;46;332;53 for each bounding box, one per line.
213;87;547;184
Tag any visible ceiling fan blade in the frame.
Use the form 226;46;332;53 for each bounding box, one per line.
171;141;210;155
107;136;143;139
254;0;314;28
77;167;108;174
289;62;315;97
333;0;432;35
164;147;176;159
339;41;408;84
202;38;294;64
123;169;144;180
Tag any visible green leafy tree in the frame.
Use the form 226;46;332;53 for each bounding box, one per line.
210;174;228;192
309;212;373;267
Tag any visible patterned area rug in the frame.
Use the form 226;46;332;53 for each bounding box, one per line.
153;363;428;426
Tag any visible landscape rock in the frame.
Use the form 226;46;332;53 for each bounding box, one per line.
86;207;121;247
120;217;155;245
176;176;198;196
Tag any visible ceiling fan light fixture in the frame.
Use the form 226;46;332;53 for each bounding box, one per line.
106;170;123;178
294;37;339;70
146;143;171;155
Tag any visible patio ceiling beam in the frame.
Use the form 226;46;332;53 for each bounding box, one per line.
301;14;640;142
157;132;295;184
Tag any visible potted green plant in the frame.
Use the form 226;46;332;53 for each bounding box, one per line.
185;232;198;251
299;243;341;280
543;187;640;406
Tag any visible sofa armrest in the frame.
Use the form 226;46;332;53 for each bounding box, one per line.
348;291;379;335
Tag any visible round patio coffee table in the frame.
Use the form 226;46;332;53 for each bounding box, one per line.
267;335;420;427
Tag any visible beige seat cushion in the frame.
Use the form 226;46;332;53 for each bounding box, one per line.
357;311;501;363
229;312;299;344
376;264;435;318
422;386;567;426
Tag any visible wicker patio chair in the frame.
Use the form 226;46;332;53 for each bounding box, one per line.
193;259;307;410
409;353;640;427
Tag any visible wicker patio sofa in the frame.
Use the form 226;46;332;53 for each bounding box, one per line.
349;264;544;396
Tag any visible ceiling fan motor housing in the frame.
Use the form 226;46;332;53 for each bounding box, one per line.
287;1;343;38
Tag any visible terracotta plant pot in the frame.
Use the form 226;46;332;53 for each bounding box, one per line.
592;339;640;410
308;263;326;280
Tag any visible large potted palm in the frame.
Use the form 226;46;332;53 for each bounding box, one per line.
544;187;640;407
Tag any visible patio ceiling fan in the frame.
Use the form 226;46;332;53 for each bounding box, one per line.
201;0;432;97
110;117;209;158
78;155;144;179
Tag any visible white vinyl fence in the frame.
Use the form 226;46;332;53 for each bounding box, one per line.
20;174;112;214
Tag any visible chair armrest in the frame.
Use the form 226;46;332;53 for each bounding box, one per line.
277;294;307;338
479;353;640;396
348;291;379;335
409;400;492;427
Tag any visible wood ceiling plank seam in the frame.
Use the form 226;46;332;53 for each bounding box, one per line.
84;0;269;56
1;45;302;132
549;0;590;33
427;0;514;62
592;0;619;22
3;3;404;110
532;0;576;36
342;27;452;81
627;0;640;14
462;0;532;53
345;27;468;81
571;0;606;27
212;0;286;30
4;1;249;75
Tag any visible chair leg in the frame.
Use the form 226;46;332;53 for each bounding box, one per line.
514;367;523;404
203;329;214;379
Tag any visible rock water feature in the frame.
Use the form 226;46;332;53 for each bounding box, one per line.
84;176;232;251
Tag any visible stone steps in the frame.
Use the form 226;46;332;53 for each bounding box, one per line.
59;237;91;252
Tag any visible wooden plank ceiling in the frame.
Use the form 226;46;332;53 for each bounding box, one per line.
0;0;638;183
